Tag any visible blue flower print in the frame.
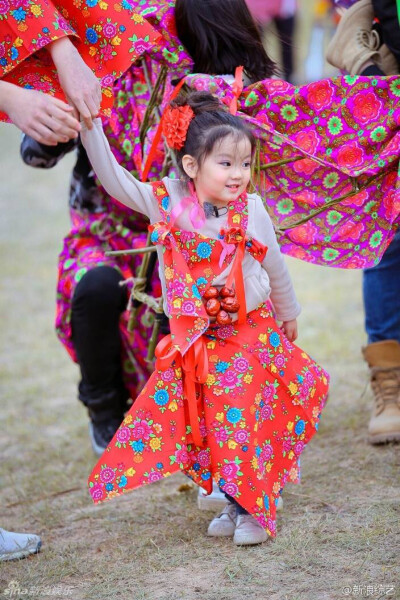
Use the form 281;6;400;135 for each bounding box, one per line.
201;472;211;481
192;284;201;300
150;230;159;243
12;7;26;21
11;47;18;60
0;58;7;67
118;475;127;488
295;420;305;435
226;408;242;424
264;496;269;510
132;440;145;452
161;196;170;210
86;28;98;44
156;462;164;469
242;445;248;452
197;277;207;286
269;332;280;348
42;27;50;33
105;483;114;491
119;25;126;32
196;242;212;259
255;446;261;457
193;462;200;471
86;0;98;6
219;478;226;487
122;0;131;8
154;389;169;406
215;361;229;373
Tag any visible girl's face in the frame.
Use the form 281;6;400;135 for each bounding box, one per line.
184;134;252;207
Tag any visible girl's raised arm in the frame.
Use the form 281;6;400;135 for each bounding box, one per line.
80;119;159;221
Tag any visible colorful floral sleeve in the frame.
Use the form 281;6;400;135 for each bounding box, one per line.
0;0;161;116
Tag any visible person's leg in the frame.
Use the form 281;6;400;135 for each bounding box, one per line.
273;14;296;82
363;232;400;344
362;232;400;444
71;265;130;453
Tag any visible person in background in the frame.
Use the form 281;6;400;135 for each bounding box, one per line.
245;0;297;81
326;0;400;444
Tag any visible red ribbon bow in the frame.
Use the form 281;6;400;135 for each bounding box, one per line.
155;335;208;448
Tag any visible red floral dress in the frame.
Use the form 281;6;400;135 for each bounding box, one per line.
88;182;329;537
0;0;161;117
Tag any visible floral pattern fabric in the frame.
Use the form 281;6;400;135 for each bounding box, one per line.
88;182;330;537
0;0;163;116
185;73;400;269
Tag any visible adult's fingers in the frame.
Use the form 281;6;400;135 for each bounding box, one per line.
40;112;79;141
29;123;63;146
48;96;75;112
50;105;81;130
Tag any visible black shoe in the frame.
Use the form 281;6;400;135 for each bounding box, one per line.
88;417;122;456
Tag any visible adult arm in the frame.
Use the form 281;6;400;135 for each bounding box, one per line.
0;81;80;145
80;118;159;220
46;37;102;129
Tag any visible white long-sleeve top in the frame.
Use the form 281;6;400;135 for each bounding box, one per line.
81;119;301;322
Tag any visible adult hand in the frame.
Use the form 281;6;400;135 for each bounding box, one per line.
280;319;298;342
48;37;102;129
0;82;81;145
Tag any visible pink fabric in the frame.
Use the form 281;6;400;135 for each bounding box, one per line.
246;0;284;23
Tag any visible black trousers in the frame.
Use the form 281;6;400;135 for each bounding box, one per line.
71;266;129;423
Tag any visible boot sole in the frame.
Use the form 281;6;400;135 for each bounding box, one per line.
368;432;400;445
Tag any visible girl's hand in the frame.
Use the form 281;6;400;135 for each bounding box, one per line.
47;37;102;129
280;319;298;342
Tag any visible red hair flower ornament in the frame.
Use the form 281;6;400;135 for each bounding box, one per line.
162;104;194;150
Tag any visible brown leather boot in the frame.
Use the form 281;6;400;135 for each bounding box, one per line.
362;340;400;444
326;0;380;76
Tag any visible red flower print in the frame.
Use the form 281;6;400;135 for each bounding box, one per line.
294;130;319;154
293;158;319;176
336;141;364;170
352;91;382;125
288;221;319;246
336;221;365;242
306;80;334;111
342;189;368;207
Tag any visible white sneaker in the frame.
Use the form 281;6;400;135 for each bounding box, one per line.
0;528;42;561
207;503;237;537
233;514;269;546
198;481;227;511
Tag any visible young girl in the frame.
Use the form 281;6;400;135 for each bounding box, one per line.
81;91;329;546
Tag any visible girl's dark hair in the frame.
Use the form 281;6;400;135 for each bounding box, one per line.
174;0;276;83
172;91;255;175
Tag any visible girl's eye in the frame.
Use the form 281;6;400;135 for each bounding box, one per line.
243;162;251;168
220;161;231;167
